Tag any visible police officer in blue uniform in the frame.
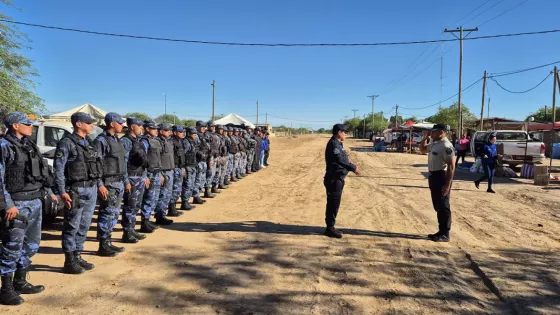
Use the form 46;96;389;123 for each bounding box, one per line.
153;123;175;225
475;133;499;193
168;125;186;217
225;127;237;184
206;121;221;195
140;121;164;233
252;127;263;172
0;112;57;305
93;112;126;257
181;126;200;209
420;124;456;242
323;124;361;239
229;128;241;182
55;112;102;274
196;121;214;199
120;117;148;243
215;125;229;190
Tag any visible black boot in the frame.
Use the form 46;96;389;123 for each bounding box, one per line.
140;219;155;233
230;176;238;182
224;178;231;185
0;274;24;305
204;189;215;198
63;252;85;275
211;186;220;194
73;251;95;271
156;215;174;225
107;237;125;253
193;196;205;204
324;227;343;239
147;220;160;230
12;268;44;295
167;203;183;217
98;239;118;257
180;202;195;211
122;230;139;244
218;184;228;189
131;229;147;240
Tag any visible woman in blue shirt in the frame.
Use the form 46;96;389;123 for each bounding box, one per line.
474;134;499;193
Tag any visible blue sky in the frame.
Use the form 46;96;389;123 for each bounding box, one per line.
3;0;560;128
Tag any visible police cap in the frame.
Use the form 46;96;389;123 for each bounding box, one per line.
104;112;125;125
332;124;349;134
207;121;216;127
144;120;158;129
71;112;96;125
186;126;197;134
216;124;224;130
158;123;171;131
431;123;450;133
126;117;143;127
196;120;207;127
172;125;185;132
4;112;36;128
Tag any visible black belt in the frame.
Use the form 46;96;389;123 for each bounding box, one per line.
161;169;172;172
10;189;44;201
128;171;144;176
104;175;124;183
70;180;96;188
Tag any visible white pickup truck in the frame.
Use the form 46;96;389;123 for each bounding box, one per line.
470;130;545;168
30;121;103;165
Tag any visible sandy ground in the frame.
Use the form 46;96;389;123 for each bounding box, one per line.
2;135;559;315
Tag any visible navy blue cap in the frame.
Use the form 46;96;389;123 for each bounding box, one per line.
104;112;125;125
172;125;185;132
71;112;96;125
216;124;224;130
207;121;216;127
158;123;171;131
4;112;36;127
144;120;158;129
186;126;197;134
333;124;349;134
126;117;143;127
196;120;207;127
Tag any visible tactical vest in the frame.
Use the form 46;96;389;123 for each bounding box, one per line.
238;136;247;152
145;136;163;173
0;180;6;209
160;137;174;171
210;132;220;157
197;132;210;161
185;138;197;166
247;138;256;150
98;133;126;178
228;135;239;154
65;133;103;183
3;134;48;194
123;133;147;176
171;136;187;168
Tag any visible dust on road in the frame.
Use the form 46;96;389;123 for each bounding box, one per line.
2;135;559;314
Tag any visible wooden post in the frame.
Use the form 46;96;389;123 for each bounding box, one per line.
549;66;558;176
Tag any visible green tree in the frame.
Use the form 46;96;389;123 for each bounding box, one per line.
155;114;181;124
182;119;197;127
527;106;559;123
0;0;43;122
426;103;477;131
388;115;404;127
124;112;152;122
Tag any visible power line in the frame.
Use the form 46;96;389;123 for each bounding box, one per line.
477;0;530;27
1;19;559;47
464;0;507;25
399;77;483;110
489;72;552;94
488;60;560;77
454;0;495;25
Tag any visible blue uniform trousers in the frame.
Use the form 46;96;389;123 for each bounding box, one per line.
155;170;174;217
170;168;184;205
141;171;162;220
62;186;97;253
182;165;198;201
97;181;124;239
122;175;146;232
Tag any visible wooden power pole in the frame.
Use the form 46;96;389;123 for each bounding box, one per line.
480;70;487;131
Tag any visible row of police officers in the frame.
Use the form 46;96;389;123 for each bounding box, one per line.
0;111;269;306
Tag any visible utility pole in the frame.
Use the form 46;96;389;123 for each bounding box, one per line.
211;80;216;121
444;26;479;138
545;105;548;122
265;113;268;125
163;93;167;116
367;95;379;132
351;109;359;119
362;114;366;139
256;100;259;125
395;105;399;127
480;70;487;131
549;66;558;173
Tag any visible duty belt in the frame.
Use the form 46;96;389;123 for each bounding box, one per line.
9;189;44;201
128;170;145;176
104;175;124;183
70;180;96;188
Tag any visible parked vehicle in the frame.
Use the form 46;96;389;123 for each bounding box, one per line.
470;130;545;168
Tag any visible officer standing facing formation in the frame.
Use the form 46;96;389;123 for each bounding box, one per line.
139;121;164;233
120;117;148;243
55;112;101;274
323;124;361;239
216;125;230;190
420;123;456;242
153;124;175;225
0;112;56;305
195;121;212;200
252;128;263;172
168;125;186;217
94;113;127;257
230;128;242;182
205;121;220;195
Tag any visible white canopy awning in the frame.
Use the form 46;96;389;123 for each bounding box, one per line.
47;104;107;121
215;113;255;128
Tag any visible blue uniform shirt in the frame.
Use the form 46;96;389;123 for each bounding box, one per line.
0;132;54;209
54;132;91;195
324;137;356;179
120;133;149;186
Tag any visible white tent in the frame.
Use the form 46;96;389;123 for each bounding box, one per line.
215;113;255;128
46;104;107;122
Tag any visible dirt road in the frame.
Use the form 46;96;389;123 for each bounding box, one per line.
2;135;559;314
